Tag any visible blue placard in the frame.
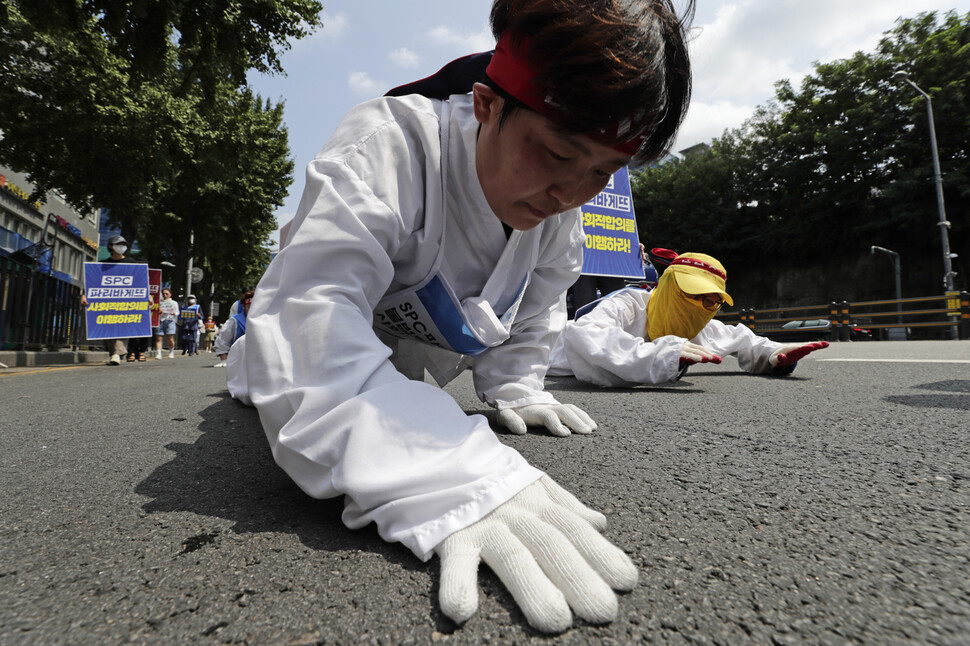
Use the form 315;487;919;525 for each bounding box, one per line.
84;262;152;339
579;166;643;279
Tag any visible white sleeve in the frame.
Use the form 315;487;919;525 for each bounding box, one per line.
235;111;542;561
471;211;585;409
212;319;237;356
694;320;784;374
554;290;684;386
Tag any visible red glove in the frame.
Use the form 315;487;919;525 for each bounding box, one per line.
770;341;829;368
679;341;722;366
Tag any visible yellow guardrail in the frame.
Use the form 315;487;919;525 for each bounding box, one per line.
716;292;969;341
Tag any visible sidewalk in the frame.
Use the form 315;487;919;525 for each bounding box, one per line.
0;348;108;371
0;348;224;373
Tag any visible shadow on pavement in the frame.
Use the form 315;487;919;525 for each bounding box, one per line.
884;394;970;411
135;391;548;634
543;375;701;393
884;380;970;411
914;380;970;393
134;390;417;569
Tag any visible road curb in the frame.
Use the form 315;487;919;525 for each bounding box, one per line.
0;350;108;368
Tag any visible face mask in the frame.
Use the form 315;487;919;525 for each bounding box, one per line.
113;245;128;255
645;272;717;341
188;299;196;305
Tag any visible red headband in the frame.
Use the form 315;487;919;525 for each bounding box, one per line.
670;256;727;281
485;32;647;156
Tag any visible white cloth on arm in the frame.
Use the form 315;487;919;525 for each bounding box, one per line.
548;288;786;386
227;93;583;559
212;317;239;357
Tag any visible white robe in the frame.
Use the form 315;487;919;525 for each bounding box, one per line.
226;93;584;560
212;317;241;357
548;288;786;386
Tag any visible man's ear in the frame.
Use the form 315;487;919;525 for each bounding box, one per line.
472;82;503;124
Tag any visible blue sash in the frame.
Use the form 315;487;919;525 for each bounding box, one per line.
232;312;247;343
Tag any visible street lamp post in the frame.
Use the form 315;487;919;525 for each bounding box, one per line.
160;260;176;293
892;69;958;338
185;230;195;300
871;245;903;328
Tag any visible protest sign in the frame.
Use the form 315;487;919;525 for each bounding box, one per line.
149;269;162;328
84;263;152;340
579;166;643;279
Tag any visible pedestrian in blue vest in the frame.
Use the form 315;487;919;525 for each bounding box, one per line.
178;295;203;355
213;289;253;367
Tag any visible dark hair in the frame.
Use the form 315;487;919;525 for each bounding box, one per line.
488;0;694;166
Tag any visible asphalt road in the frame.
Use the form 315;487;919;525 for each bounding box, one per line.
1;341;968;645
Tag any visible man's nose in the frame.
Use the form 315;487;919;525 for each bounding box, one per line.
548;176;582;209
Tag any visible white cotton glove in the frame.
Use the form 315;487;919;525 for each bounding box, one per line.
496;403;597;437
679;341;722;365
435;476;638;633
213;361;227;368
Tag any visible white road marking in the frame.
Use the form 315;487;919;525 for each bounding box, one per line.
814;358;970;363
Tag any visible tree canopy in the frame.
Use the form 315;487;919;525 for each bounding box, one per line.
632;10;969;307
0;0;322;305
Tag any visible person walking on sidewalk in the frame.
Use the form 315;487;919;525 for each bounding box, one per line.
203;316;217;353
178;295;203;356
155;288;180;359
80;235;150;364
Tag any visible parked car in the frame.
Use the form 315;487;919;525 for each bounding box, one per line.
849;325;873;341
763;319;872;342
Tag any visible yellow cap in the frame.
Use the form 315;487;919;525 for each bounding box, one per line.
666;252;733;306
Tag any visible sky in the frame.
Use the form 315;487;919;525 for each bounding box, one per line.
247;0;970;247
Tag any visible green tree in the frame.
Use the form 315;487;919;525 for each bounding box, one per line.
632;10;969;306
137;86;292;303
0;0;320;277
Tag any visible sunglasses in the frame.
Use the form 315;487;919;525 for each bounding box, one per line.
683;291;724;311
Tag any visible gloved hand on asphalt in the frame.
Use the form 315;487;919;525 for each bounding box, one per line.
679;341;722;366
495;403;597;437
435;476;638;633
769;341;829;368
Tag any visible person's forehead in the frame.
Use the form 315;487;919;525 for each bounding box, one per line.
543;120;630;167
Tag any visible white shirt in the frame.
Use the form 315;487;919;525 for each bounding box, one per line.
226;93;584;560
158;299;179;322
548;288;785;386
213;318;240;357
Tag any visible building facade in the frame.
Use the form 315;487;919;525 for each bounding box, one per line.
0;164;100;286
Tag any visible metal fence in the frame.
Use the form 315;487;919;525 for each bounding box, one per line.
718;292;970;341
1;255;85;350
4;256;969;349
